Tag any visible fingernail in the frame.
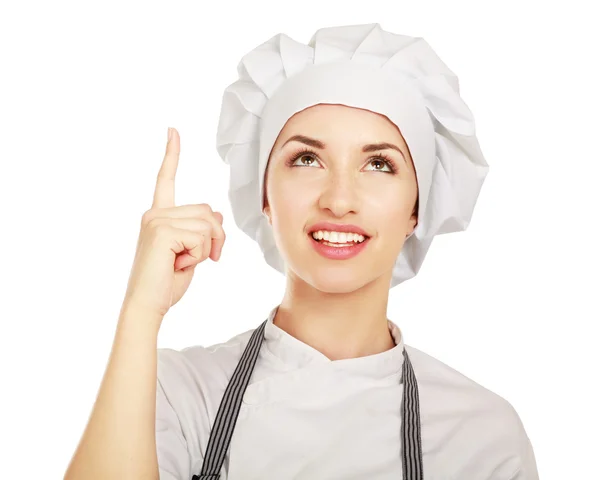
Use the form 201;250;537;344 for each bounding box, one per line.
167;127;173;143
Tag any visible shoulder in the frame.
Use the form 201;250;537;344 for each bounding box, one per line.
405;343;519;414
157;326;256;392
155;325;259;468
156;326;258;413
404;344;538;479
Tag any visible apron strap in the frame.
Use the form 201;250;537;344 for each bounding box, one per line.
192;321;267;480
401;348;424;480
192;321;424;479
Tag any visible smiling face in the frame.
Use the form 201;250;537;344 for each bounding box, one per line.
262;103;419;293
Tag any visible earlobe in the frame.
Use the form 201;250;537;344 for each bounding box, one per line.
407;215;418;237
263;205;271;224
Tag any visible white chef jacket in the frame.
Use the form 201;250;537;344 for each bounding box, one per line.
156;305;539;479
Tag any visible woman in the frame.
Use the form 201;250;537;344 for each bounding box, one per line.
64;24;538;480
158;24;538;479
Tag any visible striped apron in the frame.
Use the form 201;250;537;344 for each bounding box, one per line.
192;319;424;479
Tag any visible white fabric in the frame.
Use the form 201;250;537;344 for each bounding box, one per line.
156;306;538;479
216;23;490;288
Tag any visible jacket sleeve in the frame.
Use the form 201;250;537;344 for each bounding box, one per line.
155;351;191;480
508;421;539;480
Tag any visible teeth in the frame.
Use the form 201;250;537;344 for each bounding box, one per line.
311;230;366;244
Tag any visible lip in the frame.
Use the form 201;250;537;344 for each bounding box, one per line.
309;233;370;260
307;221;370;238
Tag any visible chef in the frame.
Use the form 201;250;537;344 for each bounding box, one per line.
155;23;539;480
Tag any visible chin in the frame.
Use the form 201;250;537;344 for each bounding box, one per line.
310;278;366;294
295;263;377;294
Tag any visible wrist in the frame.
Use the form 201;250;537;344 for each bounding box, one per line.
119;301;165;334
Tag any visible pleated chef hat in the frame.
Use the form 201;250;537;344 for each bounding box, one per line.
216;23;489;288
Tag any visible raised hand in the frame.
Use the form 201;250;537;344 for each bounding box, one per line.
122;127;226;318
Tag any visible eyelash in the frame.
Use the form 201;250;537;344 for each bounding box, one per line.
284;147;399;175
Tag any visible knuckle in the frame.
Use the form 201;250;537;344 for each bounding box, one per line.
145;216;158;228
190;217;210;232
196;231;207;243
196;203;213;215
141;209;154;225
146;217;167;235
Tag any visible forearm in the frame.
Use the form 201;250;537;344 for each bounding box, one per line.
64;303;163;480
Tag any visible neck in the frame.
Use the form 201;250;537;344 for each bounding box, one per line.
273;271;396;361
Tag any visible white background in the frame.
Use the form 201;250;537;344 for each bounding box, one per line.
1;1;598;478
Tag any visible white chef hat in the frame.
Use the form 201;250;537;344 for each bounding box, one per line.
216;23;489;288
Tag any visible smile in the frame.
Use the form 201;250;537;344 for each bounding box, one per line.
308;233;371;260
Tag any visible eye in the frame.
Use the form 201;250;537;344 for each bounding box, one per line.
365;153;399;174
286;150;320;168
366;157;393;173
285;148;399;175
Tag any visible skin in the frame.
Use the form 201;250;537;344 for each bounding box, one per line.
263;104;419;361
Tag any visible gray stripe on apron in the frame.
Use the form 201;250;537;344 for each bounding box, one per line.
192;318;423;479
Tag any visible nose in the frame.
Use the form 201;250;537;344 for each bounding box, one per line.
317;170;361;217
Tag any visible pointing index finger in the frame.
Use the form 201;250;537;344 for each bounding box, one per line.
152;127;180;209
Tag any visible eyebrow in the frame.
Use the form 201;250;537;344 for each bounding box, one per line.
281;134;406;163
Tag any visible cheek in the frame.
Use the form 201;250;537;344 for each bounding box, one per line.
367;184;413;217
374;209;408;241
366;192;414;248
269;178;314;227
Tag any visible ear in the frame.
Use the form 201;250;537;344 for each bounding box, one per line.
263;204;272;224
407;213;418;237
